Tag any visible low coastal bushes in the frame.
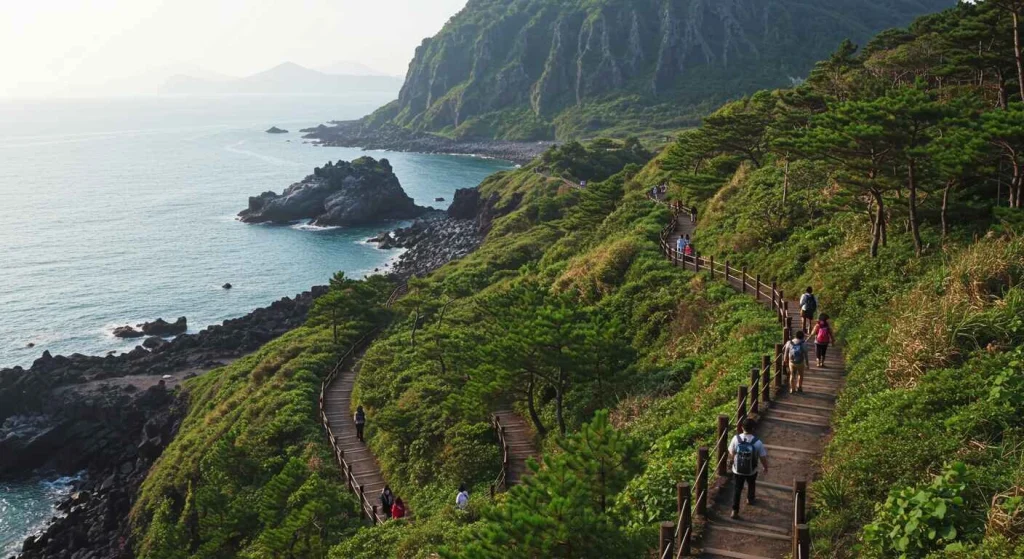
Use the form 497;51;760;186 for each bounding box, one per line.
130;275;393;559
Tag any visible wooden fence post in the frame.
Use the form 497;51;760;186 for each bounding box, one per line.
779;292;786;322
709;256;715;280
696;447;709;517
741;267;747;293
794;524;810;559
771;280;778;310
761;355;772;404
359;485;365;519
725;261;730;283
372;505;378;525
678;482;692;556
755;274;762;300
786;316;794;332
775;344;784;389
750;367;760;416
784;327;792;345
490;484;495;499
716;414;729;476
737;386;747;429
659;521;675;559
794;479;807;524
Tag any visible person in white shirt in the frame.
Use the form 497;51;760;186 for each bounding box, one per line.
728;418;769;519
456;484;469;510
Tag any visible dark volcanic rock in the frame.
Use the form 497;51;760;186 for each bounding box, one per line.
447;187;481;220
222;283;232;289
139;317;186;336
238;157;429;226
265;126;288;134
111;326;142;339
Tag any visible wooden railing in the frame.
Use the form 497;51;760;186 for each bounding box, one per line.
489;414;511;497
318;329;384;524
649;195;811;556
317;282;408;525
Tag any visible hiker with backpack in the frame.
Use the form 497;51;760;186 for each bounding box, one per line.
354;405;366;442
799;286;818;333
676;234;686;257
728;418;769;519
689;206;697;224
810;313;835;368
380;485;395;520
456;484;470;510
783;331;810;393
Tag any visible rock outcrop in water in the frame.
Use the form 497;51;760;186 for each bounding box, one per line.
265;126;288;134
238;157;429;226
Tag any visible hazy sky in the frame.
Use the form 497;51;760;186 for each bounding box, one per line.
0;0;468;98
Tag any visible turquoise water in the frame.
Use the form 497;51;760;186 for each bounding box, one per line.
1;476;77;557
0;96;512;369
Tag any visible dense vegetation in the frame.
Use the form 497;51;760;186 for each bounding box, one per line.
130;275;393;558
635;1;1024;555
131;1;1024;558
370;0;951;141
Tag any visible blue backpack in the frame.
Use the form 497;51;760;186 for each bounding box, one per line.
734;435;760;476
789;341;806;363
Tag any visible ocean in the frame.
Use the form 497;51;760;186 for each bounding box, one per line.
0;94;512;555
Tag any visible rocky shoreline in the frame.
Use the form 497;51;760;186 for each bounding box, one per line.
2;158;521;559
1;288;325;559
301;120;551;165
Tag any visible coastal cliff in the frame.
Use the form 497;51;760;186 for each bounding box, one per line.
351;0;953;141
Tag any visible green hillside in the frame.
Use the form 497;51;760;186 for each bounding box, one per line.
372;0;952;141
129;1;1024;558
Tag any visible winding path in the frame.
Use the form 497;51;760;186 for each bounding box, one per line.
662;203;844;559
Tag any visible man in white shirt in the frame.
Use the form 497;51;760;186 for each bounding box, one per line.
456;484;469;510
728;418;769;519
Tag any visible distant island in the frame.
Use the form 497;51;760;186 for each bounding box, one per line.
265;126;288;134
158;62;402;96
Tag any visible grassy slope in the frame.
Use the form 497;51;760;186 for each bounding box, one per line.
130;278;392;559
647;144;1024;556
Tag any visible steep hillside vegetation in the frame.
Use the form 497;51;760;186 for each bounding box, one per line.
636;1;1024;555
370;0;951;140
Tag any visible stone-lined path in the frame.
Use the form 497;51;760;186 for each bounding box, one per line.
665;207;844;559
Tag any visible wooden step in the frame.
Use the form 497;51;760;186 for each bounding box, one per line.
771;400;833;412
711;514;789;534
762;415;830;429
700;547;774;559
763;444;817;455
764;408;828;421
706;521;791;542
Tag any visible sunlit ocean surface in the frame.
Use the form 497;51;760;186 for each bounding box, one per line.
0;95;512;369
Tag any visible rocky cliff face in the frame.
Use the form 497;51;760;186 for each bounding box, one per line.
238;157;428;226
384;0;953;140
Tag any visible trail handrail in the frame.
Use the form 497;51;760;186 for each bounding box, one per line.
490;414;511;495
318;281;409;524
647;192;813;556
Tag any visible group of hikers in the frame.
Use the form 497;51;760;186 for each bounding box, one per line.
729;286;834;519
356;405;474;520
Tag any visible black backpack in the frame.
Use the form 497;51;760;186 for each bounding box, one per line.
734;435;760;476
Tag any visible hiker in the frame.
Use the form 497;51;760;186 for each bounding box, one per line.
380;485;395;520
354;405;366;442
799;286;818;332
683;243;694;258
456;484;470;510
783;330;809;393
391;497;407;519
810;313;834;368
689;206;697;224
676;235;685;256
728;418;769;519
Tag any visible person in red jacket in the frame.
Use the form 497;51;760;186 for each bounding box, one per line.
391;497;406;519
